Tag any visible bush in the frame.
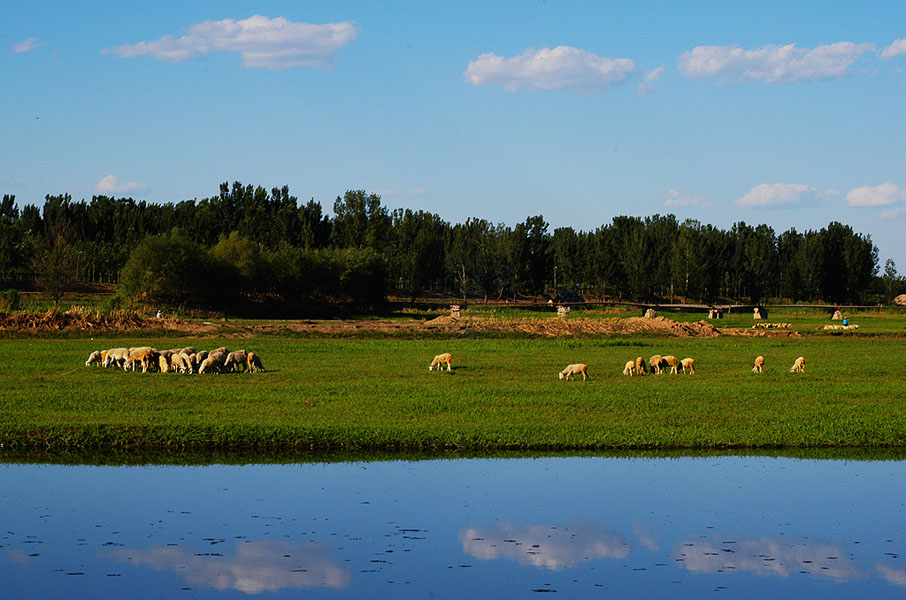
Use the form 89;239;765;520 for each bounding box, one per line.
0;288;21;311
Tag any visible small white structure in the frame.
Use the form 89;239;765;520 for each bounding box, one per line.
644;308;657;319
753;307;763;320
831;309;843;320
450;304;461;320
708;308;723;319
557;305;571;319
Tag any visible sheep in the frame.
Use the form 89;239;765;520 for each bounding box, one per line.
752;355;765;373
170;352;191;374
199;351;227;374
247;352;265;373
680;357;695;374
124;347;158;373
559;363;589;381
210;347;228;356
223;350;249;373
85;350;102;367
193;351;208;370
158;354;171;373
180;346;197;356
790;356;805;373
648;355;665;374
104;348;129;369
662;355;679;374
428;353;453;372
623;360;636;376
179;352;195;374
635;356;647;375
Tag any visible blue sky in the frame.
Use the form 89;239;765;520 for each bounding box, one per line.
3;1;906;269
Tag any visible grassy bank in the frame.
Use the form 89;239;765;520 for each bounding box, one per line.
2;333;906;452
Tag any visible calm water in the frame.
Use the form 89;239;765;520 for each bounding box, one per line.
1;455;905;598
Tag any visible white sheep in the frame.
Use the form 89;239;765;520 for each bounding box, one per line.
158;354;171;373
752;355;765;373
622;360;636;376
247;352;265;373
663;355;679;374
104;348;129;368
170;352;191;374
224;350;248;373
428;353;453;372
559;363;589;381
648;355;665;375
680;357;695;374
635;356;647;376
180;346;197;356
199;351;227;374
790;356;805;373
123;347;158;373
85;351;102;367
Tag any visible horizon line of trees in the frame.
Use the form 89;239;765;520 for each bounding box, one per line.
1;182;903;311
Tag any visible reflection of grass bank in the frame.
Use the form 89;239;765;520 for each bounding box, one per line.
3;335;906;452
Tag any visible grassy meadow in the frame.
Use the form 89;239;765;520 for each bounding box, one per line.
2;317;906;452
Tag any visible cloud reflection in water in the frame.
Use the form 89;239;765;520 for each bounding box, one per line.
461;523;629;570
675;537;862;581
110;539;350;594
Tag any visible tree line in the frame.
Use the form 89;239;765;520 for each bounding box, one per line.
1;182;902;312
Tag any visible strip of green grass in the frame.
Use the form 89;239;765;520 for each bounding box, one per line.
2;335;906;451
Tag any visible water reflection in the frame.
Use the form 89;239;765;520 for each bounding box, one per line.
675;536;860;581
461;523;629;569
2;456;905;598
109;540;350;594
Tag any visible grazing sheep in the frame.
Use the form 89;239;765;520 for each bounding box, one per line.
210;347;228;356
158;354;171;373
752;355;765;373
124;347;158;373
648;355;665;375
199;351;227;374
790;356;805;373
104;348;129;369
85;351;102;367
247;352;265;373
623;360;636;376
428;353;453;372
663;355;679;374
180;352;196;374
193;351;208;370
170;352;191;374
224;350;249;373
180;346;197;356
559;363;589;381
680;357;695;374
635;356;647;375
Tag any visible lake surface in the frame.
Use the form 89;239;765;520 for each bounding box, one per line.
2;455;905;598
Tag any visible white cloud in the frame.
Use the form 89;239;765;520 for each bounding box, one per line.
881;39;906;60
96;174;148;195
102;15;357;70
677;42;874;83
736;183;812;207
846;183;906;207
663;188;711;208
11;37;46;54
409;186;426;196
638;66;664;96
465;46;636;94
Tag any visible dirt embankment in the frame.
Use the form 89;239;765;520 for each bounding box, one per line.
0;310;802;338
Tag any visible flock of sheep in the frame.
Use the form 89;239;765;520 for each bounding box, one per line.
429;352;807;381
85;346;265;374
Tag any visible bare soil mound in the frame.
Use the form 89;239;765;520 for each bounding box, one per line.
0;310;219;335
451;315;721;337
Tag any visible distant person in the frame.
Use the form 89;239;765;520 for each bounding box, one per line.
156;310;162;319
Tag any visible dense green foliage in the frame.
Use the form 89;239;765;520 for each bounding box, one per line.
3;329;906;452
1;184;900;311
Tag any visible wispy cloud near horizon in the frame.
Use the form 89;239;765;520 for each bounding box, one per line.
102;15;357;70
96;174;148;195
11;37;47;54
465;46;636;94
678;42;874;83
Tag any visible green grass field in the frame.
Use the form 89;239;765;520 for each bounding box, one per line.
2;325;905;452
